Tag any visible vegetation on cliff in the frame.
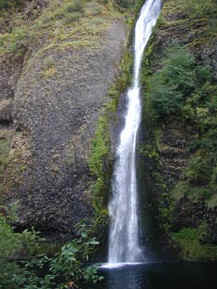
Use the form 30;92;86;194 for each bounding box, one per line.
88;49;133;211
141;0;217;260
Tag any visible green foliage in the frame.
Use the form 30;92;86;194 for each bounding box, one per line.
89;116;109;178
114;0;135;9
0;137;10;176
206;193;217;209
45;231;102;286
0;214;44;289
64;0;83;13
0;0;8;9
0;0;122;55
184;155;212;185
172;226;217;260
140;0;217;261
174;149;217;202
158;192;174;233
146;45;196;119
144;44;215;121
88;51;133;213
172;0;217;36
88;115;111;212
173;84;217;199
183;0;217;18
0;0;20;10
144;43;217;209
48;0;84;24
0;217;103;289
0;215;42;258
0;26;29;54
142;31;217;260
0;215;21;257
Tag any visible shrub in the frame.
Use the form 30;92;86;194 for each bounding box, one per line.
0;214;43;288
147;46;196;119
184;156;212;186
0;216;103;288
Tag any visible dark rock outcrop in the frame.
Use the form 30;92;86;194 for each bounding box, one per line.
2;19;127;237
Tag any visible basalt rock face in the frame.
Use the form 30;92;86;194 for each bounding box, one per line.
2;19;127;237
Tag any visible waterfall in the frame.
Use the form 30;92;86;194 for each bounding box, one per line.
107;0;161;266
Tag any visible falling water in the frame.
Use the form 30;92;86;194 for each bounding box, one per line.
108;0;161;265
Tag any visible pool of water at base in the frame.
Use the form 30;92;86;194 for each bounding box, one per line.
95;262;217;289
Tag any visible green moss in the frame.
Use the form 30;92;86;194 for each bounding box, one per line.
88;115;110;210
0;26;28;54
88;50;133;213
206;194;217;209
0;0;127;56
43;0;84;24
0;138;10;176
0;0;21;10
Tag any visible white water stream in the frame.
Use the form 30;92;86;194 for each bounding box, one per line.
107;0;161;266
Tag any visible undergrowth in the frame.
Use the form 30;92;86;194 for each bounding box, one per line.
0;212;103;289
172;225;217;261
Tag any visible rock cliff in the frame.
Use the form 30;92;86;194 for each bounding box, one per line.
141;0;217;260
0;0;128;237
